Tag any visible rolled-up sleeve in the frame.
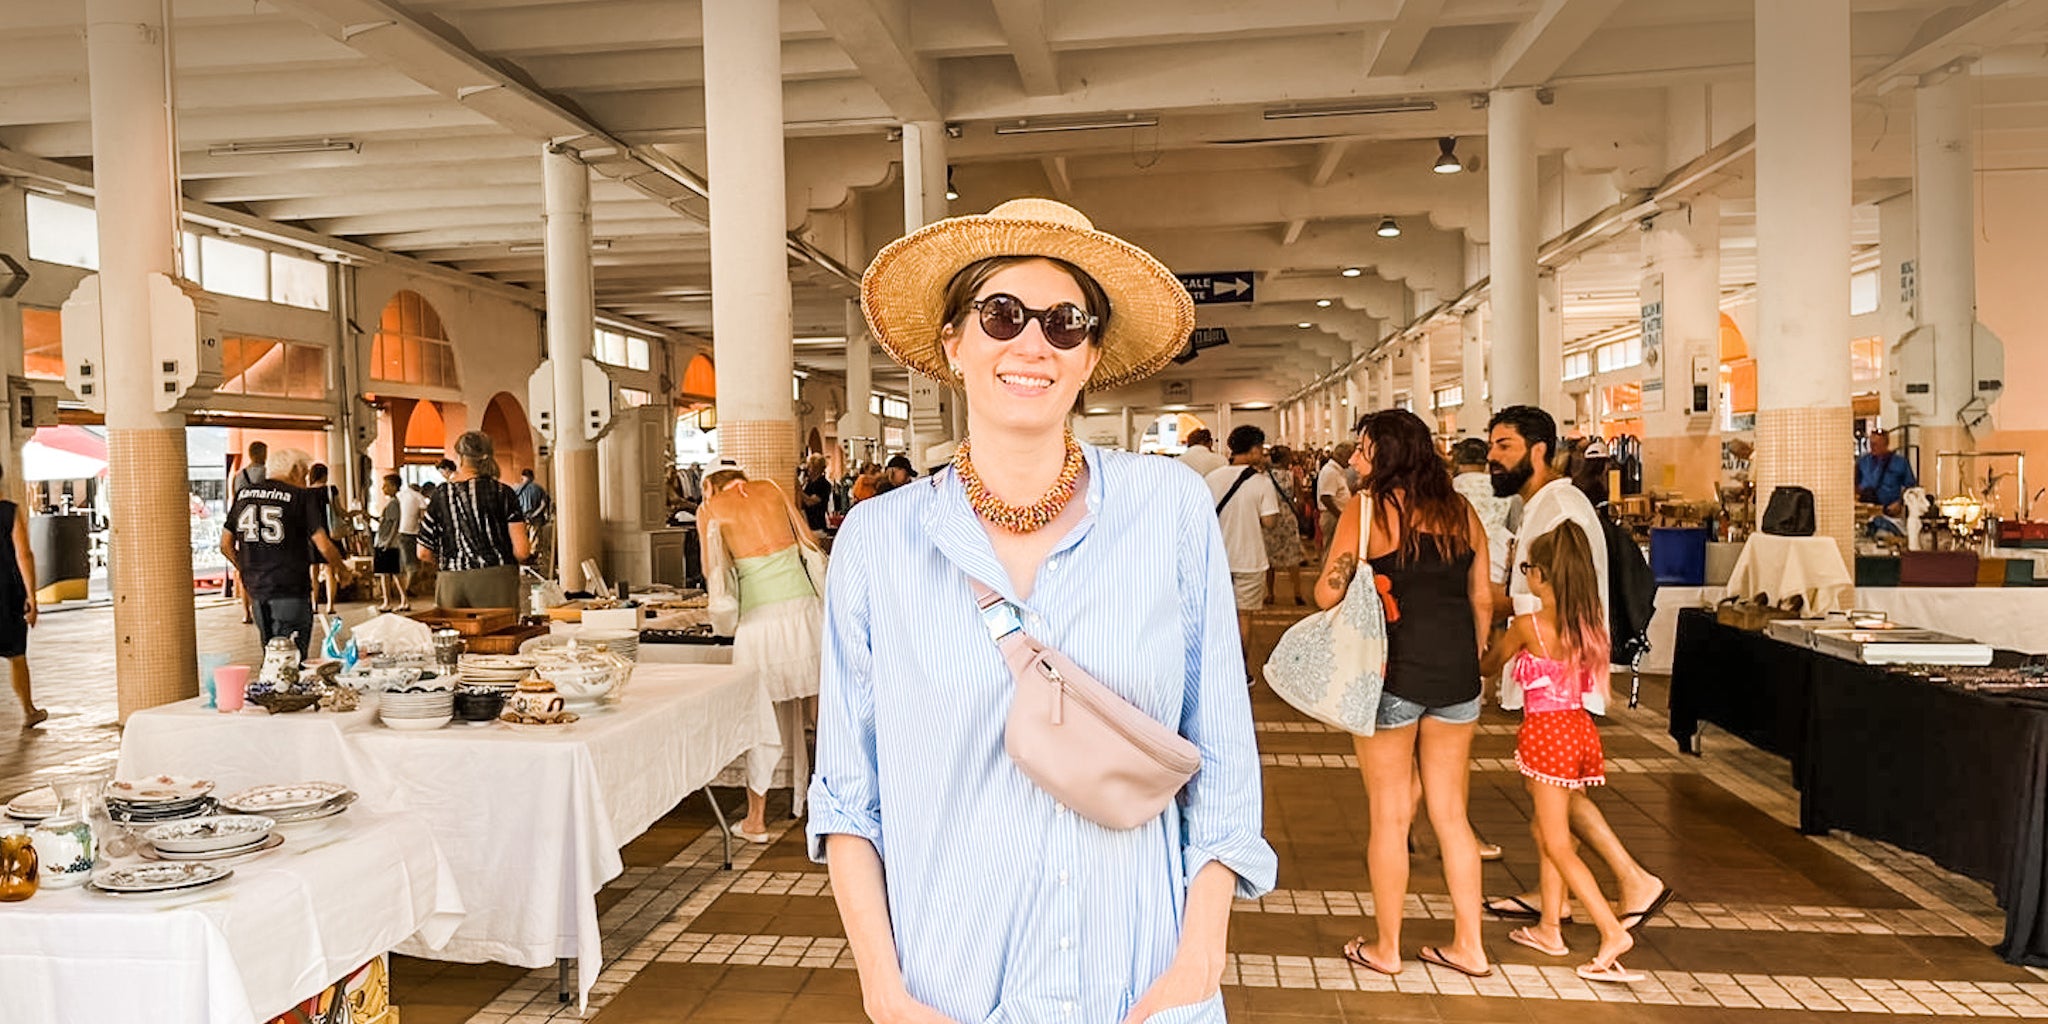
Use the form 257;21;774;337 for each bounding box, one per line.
1176;485;1278;899
806;511;885;863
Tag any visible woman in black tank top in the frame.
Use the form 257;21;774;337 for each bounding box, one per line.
1315;410;1494;979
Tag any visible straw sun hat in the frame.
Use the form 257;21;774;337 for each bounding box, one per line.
860;198;1196;393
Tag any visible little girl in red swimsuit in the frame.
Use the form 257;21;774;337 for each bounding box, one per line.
1482;521;1643;984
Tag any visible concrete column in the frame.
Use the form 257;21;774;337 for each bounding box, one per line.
837;299;879;467
1120;406;1136;450
1755;0;1854;555
901;120;951;467
1914;65;1978;457
1326;388;1345;441
88;0;197;720
542;147;601;589
703;0;797;484
1489;87;1541;409
1460;308;1489;434
1537;270;1567;421
1378;358;1397;417
0;188;27;510
1211;403;1233;445
1410;333;1433;431
1640;197;1722;499
1877;193;1915;431
1345;341;1368;417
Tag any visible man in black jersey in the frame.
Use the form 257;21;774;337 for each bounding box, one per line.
219;448;351;656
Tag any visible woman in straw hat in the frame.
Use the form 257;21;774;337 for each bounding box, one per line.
808;199;1274;1024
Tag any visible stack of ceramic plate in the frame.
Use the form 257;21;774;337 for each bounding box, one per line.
219;781;357;823
378;687;454;730
89;861;233;897
105;776;215;823
141;815;278;860
457;654;534;688
521;628;639;663
4;786;58;823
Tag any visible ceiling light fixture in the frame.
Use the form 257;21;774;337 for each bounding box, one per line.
1262;98;1437;121
1316;298;1333;308
945;166;959;202
1434;137;1462;174
1377;217;1402;238
992;113;1160;135
206;137;361;157
1296;321;1314;329
1341;267;1363;278
506;238;614;255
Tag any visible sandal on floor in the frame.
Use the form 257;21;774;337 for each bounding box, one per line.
1507;927;1569;958
1417;945;1492;978
1620;886;1675;930
729;823;771;845
22;708;48;729
1576;960;1646;984
1341;938;1400;976
1485;895;1569;923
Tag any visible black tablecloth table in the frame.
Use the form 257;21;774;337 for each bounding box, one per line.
1668;608;2048;967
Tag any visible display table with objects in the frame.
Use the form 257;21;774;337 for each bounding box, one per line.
117;662;780;1006
1669;608;2048;966
1723;533;1855;614
0;809;461;1024
1644;585;2048;673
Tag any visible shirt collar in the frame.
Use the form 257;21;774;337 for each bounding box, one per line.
922;442;1105;606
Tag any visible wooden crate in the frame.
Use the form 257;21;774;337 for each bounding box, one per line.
463;622;550;655
408;607;518;636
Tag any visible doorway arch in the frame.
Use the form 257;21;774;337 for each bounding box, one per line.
480;392;536;479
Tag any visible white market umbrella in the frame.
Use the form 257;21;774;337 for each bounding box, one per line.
21;440;108;482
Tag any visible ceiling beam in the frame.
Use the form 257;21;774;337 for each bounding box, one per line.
1365;0;1445;78
1307;139;1351;188
1491;0;1624;89
1856;0;2048;95
989;0;1060;96
1041;155;1073;200
806;0;943;122
1280;219;1308;246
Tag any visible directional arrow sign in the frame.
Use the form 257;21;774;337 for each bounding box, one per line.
0;253;26;300
1176;272;1255;305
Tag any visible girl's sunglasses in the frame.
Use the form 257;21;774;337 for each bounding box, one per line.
969;293;1098;350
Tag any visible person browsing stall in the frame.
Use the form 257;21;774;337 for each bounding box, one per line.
219;448;350;657
1207;425;1285;666
416;432;530;609
809;198;1274;1024
1855;429;1917;512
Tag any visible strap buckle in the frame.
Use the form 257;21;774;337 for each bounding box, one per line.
978;599;1024;642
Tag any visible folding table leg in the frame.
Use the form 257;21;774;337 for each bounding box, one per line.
557;957;571;1003
704;789;734;870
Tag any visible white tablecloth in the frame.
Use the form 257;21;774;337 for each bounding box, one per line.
1645;584;2048;674
0;810;460;1024
118;663;777;1007
1724;534;1855;614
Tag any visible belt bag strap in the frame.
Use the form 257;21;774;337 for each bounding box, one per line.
969;579;1202;831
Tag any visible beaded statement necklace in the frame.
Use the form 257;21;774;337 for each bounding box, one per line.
954;432;1084;534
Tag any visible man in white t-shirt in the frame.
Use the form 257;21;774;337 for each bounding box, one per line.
1205;425;1283;668
1315;442;1354;549
1178;428;1227;478
1483;405;1668;923
395;481;428;595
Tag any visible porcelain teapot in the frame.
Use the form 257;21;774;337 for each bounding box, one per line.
256;636;302;692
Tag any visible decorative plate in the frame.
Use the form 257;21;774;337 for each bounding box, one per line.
143;815;276;854
219;781;350;815
146;832;284;862
91;861;233;893
106;775;214;805
266;791;356;824
4;786;58;819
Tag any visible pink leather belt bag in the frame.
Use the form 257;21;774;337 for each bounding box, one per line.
971;580;1201;830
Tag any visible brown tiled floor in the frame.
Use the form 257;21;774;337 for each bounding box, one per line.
6;589;2045;1022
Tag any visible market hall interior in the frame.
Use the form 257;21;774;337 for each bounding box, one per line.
5;0;2048;1022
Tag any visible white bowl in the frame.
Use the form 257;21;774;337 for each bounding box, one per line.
537;664;615;700
144;814;276;854
381;713;452;731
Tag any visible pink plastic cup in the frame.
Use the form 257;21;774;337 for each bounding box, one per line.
214;665;251;712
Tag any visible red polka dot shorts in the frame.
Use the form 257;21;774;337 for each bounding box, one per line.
1515;709;1606;789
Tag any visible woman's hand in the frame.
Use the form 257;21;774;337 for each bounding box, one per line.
1123;955;1221;1024
23;598;35;627
862;983;958;1024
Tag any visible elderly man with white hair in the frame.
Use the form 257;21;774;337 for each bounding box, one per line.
219;447;351;656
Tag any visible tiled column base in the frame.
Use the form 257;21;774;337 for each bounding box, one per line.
107;427;199;721
1754;405;1854;562
719;417;798;491
554;446;602;590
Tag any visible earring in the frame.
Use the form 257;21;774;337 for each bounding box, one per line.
948;362;962;376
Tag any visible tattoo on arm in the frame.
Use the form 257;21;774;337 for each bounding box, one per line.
1323;552;1358;593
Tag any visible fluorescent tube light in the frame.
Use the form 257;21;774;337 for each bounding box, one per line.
206;138;361;157
1263;99;1436;121
993;114;1160;135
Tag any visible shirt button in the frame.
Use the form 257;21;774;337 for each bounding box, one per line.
1047;559;1058;572
1059;937;1072;950
1058;870;1069;885
1055;803;1068;816
1062;1002;1075;1016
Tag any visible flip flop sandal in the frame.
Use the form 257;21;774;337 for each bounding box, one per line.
1418;945;1492;978
1620;886;1676;930
1576;960;1646;984
1508;927;1570;958
729;823;772;845
1341;938;1401;976
1485;895;1573;924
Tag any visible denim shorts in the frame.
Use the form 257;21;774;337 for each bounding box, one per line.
1377;692;1482;728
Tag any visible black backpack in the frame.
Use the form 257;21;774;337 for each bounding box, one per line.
1601;511;1657;668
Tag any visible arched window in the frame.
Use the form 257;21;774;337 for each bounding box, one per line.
372;290;458;388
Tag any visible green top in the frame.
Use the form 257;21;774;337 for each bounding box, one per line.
736;546;815;613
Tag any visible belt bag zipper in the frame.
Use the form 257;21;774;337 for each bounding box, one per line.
1036;654;1199;772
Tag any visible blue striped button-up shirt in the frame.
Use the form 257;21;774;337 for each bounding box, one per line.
808;444;1277;1024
